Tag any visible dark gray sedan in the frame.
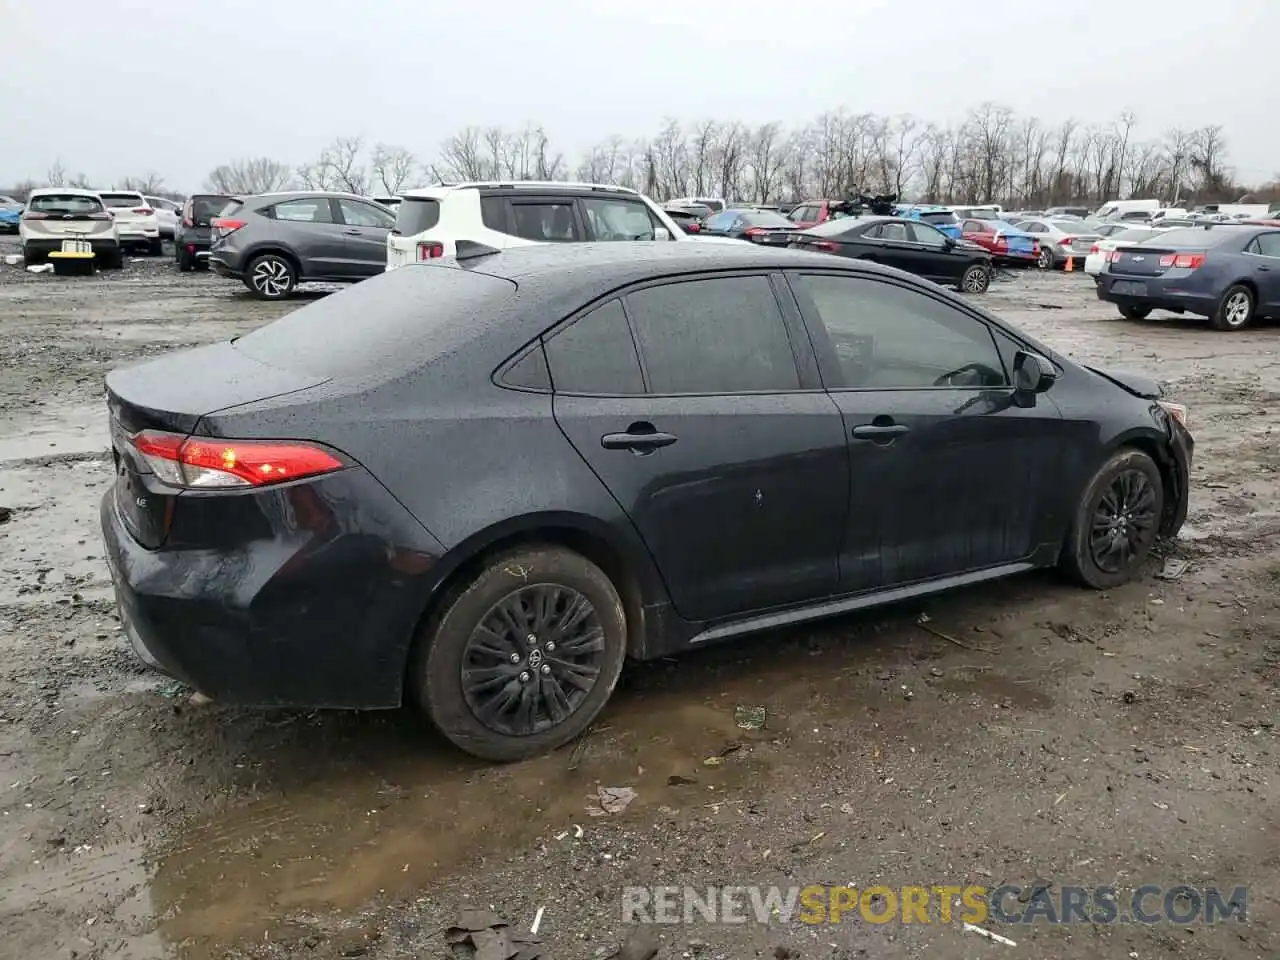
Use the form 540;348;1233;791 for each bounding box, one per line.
210;191;396;299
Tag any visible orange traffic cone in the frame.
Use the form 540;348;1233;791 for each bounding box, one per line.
1065;255;1074;272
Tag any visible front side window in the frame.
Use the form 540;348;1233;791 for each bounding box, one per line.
1254;232;1280;258
581;197;657;241
510;202;579;242
270;198;334;223
795;274;1007;390
544;299;644;395
624;276;800;394
910;222;949;245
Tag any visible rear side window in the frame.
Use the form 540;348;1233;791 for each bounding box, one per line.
100;193;143;209
509;202;580;242
624;276;800;394
545;300;644;395
581;197;657;241
338;199;394;229
394;197;440;235
481;196;506;230
28;194;104;215
269;198;334;223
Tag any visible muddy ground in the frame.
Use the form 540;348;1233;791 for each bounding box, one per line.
0;237;1276;960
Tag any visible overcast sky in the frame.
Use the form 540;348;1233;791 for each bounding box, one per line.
3;0;1275;192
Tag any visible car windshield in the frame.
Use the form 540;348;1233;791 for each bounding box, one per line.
100;194;143;208
29;194;104;215
741;210;795;227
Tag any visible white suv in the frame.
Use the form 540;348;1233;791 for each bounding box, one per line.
97;190;163;255
20;188;123;268
386;181;742;270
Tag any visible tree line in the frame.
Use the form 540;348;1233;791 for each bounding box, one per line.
10;103;1280;207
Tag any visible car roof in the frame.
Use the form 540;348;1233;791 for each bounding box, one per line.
400;181;641;200
28;186;101;197
238;190;376;203
97;189;144;196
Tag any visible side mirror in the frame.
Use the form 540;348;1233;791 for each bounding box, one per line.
654;227;671;241
942;236;956;249
1013;350;1057;396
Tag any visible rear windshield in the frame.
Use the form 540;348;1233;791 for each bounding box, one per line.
742;210;795;227
192;195;232;221
1149;227;1242;248
100;193;144;208
1111;229;1159;242
918;211;957;224
394;197;441;236
29;194;104;215
232;265;518;380
216;200;243;218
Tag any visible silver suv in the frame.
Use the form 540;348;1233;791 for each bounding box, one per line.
209;191;396;300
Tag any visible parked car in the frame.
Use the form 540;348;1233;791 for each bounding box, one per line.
895;205;963;239
1014;218;1102;269
950;205;1003;220
666;196;725;214
146;196;181;239
1083;226;1170;276
99;241;1193;761
1097;224;1280;330
97;190;163;255
174;194;233;271
781;215;993;292
20;188;122;268
370;195;402;211
701;207;797;241
210;191;396;299
663;207;706;233
386;182;735;269
786;200;841;229
958;219;1041;265
0;195;22;233
1093;222;1142;239
1044;206;1091;218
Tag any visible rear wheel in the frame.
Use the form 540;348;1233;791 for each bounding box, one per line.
1038;246;1054;270
1061;448;1164;590
410;545;627;762
21;246;44;266
148;238;164;257
1212;284;1255;331
1119;304;1151;320
960;263;990;294
101;246;124;270
177;249;194;272
244;253;296;300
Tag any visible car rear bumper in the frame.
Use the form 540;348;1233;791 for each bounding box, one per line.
99;466;447;709
117;227;160;241
209;256;244;279
1095;275;1218;316
22;237;120;255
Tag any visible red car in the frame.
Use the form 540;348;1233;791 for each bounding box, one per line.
958;219;1041;265
786;200;839;229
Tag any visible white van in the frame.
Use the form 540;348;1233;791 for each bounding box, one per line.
1093;198;1160;220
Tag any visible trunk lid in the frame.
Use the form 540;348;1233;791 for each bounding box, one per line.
106;342;330;547
99;193;151;227
1112;245;1175;277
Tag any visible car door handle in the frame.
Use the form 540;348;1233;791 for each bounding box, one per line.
601;423;678;453
852;424;909;443
342;229;362;236
1257;265;1271;272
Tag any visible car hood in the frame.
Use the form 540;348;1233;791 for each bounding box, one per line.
1084;364;1162;399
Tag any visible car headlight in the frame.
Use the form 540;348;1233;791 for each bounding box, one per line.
1157;400;1188;427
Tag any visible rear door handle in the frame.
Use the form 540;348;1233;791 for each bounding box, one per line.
1257;265;1271;272
852;424;909;442
601;423;678;453
343;229;362;236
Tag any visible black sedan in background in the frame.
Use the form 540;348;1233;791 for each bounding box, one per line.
699;207;797;241
781;215;994;293
101;242;1192;762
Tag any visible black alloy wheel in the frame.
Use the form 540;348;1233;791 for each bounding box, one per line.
461;584;606;737
961;263;990;293
1061;448;1165;589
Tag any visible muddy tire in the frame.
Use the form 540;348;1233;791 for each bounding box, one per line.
1119;304;1151;320
1061;448;1164;590
1211;284;1255;331
410;545;627;762
244;253;296;300
959;263;990;294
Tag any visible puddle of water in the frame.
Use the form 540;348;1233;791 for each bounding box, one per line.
0;403;108;463
149;618;1058;954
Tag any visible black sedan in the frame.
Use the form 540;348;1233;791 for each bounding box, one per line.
699;207;797;241
783;215;994;293
101;242;1193;761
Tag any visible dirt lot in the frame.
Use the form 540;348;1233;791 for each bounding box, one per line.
0;238;1276;960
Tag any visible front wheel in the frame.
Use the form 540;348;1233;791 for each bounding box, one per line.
244;253;296;300
1061;448;1164;590
410;545;628;762
959;263;990;294
1119;304;1151;320
1212;284;1255;331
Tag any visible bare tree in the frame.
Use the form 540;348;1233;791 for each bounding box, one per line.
319;137;370;194
652;118;689;199
438;126;489;181
1163;127;1195;204
121;172;166;194
371;143;417;194
747;122;786;203
45;160;68;187
205;158;291;195
1190;125;1230;200
688;121;718;197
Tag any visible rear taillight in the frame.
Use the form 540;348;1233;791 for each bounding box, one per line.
743;227;766;238
811;240;838;252
417;241;443;261
1059;237;1074;246
1160;253;1204;269
182;217;194;227
1106;250;1121;262
687;222;700;232
130;430;345;489
1089;243;1100;253
212;217;246;235
21;211;49;220
134;207;154;216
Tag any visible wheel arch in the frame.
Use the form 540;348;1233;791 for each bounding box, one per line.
402;511;666;692
243;244;303;279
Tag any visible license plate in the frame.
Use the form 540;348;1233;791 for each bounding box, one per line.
61;239;92;254
1112;280;1147;296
